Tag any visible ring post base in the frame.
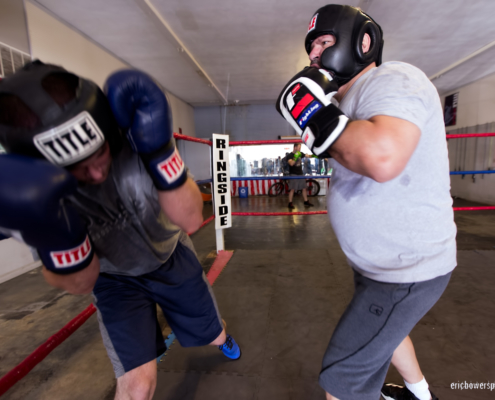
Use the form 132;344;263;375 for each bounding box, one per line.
216;228;225;253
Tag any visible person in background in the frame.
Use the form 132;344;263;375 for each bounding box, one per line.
287;143;314;209
303;154;312;175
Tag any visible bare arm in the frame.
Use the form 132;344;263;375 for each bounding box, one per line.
42;254;100;295
329;115;421;183
158;177;204;233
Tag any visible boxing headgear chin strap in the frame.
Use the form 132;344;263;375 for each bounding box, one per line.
0;60;122;167
305;4;384;87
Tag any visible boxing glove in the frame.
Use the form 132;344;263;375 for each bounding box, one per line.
293;151;303;162
0;154;93;274
105;70;187;191
276;67;349;158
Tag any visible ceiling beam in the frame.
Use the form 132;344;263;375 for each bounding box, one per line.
429;39;495;82
134;0;227;104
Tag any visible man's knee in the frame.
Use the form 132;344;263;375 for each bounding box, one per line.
116;361;157;400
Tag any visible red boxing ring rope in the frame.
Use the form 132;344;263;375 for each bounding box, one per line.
230;139;302;146
453;206;495;211
173;133;212;146
232;211;328;216
0;304;97;396
173;132;495;213
174;132;495;146
197;215;215;230
232;207;495;216
446;133;495;139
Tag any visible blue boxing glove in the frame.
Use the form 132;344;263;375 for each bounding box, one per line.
0;154;93;274
105;70;187;190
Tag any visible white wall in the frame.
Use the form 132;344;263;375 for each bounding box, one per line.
0;1;37;283
0;0;30;53
0;239;40;284
177;140;211;181
441;71;495;204
167;91;196;138
195;104;295;141
25;1;127;87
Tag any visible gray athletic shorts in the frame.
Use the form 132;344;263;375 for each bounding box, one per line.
288;175;306;191
319;270;452;400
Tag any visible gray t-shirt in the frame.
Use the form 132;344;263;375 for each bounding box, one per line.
328;61;457;283
69;142;193;276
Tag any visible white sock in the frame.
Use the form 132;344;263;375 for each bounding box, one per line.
404;377;431;400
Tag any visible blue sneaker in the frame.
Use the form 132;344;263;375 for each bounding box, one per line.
218;334;241;360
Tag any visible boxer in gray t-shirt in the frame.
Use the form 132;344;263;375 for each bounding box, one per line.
328;60;456;284
277;5;455;400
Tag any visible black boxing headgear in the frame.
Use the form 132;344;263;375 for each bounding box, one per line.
305;4;384;86
0;60;122;167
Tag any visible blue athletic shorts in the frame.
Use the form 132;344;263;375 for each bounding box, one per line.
92;241;224;377
319;270;452;400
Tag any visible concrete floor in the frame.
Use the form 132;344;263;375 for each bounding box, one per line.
1;195;494;399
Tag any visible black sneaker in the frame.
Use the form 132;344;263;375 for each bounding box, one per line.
304;201;314;207
288;202;295;209
381;383;438;400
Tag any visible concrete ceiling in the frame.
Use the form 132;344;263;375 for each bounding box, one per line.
30;0;495;106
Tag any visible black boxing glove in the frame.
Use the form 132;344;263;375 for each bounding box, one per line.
276;67;349;157
0;154;94;274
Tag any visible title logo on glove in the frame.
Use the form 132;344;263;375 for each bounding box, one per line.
50;235;92;269
157;148;185;184
34;112;105;167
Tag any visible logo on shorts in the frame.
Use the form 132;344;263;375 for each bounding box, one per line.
369;304;383;316
157;148;185;183
34;111;105;166
50;235;92;269
308;14;318;33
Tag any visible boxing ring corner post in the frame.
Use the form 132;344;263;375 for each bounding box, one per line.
173;132;224;252
216;228;225;253
210;133;231;254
